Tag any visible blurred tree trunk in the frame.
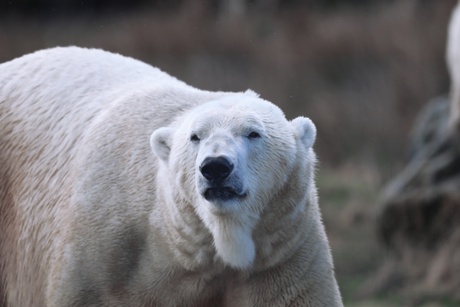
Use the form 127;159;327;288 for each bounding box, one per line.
373;2;460;302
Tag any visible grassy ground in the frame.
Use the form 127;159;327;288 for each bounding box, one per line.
318;164;460;307
317;164;391;305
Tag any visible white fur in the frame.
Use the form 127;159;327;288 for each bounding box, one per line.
447;1;460;131
0;47;343;306
150;127;173;162
292;116;317;148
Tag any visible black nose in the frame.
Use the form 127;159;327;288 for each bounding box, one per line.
200;156;234;182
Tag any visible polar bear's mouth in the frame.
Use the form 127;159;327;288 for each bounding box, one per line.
203;187;246;202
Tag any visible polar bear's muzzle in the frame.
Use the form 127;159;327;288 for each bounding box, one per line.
203;186;246;202
200;156;233;183
199;156;246;202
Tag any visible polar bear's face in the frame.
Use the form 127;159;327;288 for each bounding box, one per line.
150;94;316;268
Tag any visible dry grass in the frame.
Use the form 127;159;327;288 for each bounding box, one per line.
318;164;460;306
0;0;455;169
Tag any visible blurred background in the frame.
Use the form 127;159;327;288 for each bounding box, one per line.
1;0;459;306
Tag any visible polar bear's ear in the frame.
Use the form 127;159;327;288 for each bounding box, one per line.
150;127;173;162
291;117;316;149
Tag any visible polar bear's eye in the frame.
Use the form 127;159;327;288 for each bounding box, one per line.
190;134;200;142
247;131;261;139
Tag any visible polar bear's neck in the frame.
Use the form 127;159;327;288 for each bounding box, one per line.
197;207;259;269
153;175;259;270
212;223;256;269
251;151;317;270
151;181;220;271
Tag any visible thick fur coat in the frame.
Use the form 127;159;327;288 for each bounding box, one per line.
0;47;342;306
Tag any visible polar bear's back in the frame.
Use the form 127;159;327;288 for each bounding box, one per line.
0;47;187;149
0;47;193;306
0;46;185;113
0;47;187;207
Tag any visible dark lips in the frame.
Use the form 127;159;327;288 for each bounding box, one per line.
203;187;247;202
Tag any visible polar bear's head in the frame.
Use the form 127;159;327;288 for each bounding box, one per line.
150;92;316;269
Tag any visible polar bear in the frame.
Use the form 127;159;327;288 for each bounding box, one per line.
0;47;342;306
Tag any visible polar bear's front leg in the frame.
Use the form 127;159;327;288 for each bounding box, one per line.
46;241;110;307
46;247;89;307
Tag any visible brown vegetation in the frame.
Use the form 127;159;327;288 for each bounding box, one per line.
0;0;455;169
370;0;460;302
372;94;460;304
